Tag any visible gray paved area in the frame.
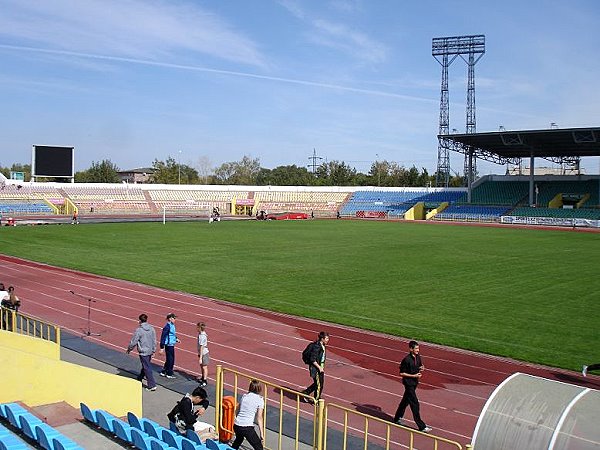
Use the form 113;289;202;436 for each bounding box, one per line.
59;341;313;450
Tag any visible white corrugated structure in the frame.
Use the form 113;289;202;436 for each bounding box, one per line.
472;372;599;449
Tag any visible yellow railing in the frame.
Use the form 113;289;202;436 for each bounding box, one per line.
323;402;467;450
215;365;470;450
0;307;61;344
215;365;322;450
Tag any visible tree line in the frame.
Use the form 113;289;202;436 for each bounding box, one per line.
1;156;465;187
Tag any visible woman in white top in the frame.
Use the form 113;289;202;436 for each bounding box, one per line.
232;379;264;450
196;322;209;387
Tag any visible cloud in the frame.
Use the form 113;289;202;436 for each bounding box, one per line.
0;0;266;67
278;0;387;64
0;44;432;104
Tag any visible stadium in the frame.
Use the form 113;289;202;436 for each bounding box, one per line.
1;23;600;450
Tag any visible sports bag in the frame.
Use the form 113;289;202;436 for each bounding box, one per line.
302;341;317;364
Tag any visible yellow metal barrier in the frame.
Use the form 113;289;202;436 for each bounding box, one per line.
215;365;322;450
323;402;464;450
215;365;470;450
0;307;61;344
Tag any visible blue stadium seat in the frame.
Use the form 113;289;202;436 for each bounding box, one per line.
185;429;203;445
18;414;46;440
0;422;29;450
131;428;169;450
161;427;187;448
95;410;116;434
4;403;29;428
79;403;98;425
52;438;84;450
206;439;234;450
127;411;148;431
111;418;134;443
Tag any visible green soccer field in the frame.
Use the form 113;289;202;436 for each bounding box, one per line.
2;219;599;370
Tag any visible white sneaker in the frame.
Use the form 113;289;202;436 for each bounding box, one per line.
420;426;432;433
582;365;588;377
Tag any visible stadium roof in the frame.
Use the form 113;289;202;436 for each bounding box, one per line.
439;127;600;164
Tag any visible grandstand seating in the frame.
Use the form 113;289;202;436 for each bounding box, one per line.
0;419;29;450
78;404;232;450
0;402;83;449
340;189;466;217
0;200;54;214
434;205;512;222
509;206;600;220
458;180;529;205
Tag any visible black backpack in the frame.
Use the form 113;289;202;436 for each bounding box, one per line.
302;341;317;365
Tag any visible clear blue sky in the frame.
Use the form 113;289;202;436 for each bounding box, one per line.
1;0;599;176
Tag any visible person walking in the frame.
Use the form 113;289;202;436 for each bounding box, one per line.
393;340;432;433
231;379;264;450
159;313;180;379
126;313;157;391
583;364;600;377
301;331;329;402
196;322;209;387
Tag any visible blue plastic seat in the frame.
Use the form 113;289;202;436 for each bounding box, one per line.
181;439;200;450
0;422;29;450
95;410;116;434
185;429;203;445
161;428;186;448
18;414;45;440
127;411;147;431
52;437;84;450
131;428;169;450
4;403;29;428
112;418;134;443
79;403;98;425
169;420;180;434
206;439;233;450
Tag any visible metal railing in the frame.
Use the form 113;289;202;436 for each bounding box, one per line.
215;365;322;450
215;365;470;450
323;402;468;450
0;307;61;344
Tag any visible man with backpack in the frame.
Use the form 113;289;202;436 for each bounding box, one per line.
300;331;330;403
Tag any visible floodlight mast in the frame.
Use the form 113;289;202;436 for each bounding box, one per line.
432;35;485;188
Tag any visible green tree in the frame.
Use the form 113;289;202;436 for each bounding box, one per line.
213;155;261;185
150;157;199;184
315;160;357;186
75;159;120;183
256;165;314;186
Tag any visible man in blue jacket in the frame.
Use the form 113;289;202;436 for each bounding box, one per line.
160;313;180;379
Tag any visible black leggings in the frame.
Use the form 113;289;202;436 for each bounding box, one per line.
232;424;263;450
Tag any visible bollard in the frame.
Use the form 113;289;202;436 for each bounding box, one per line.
219;396;236;443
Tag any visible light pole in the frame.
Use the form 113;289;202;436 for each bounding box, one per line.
178;150;182;185
375;154;380;187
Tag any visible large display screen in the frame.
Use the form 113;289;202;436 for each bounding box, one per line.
33;145;74;177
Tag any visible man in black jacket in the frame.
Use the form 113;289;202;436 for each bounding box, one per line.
393;340;432;433
301;331;329;402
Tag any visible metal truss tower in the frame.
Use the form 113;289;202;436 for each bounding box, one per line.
432;35;485;187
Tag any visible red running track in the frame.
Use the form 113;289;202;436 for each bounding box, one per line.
1;254;597;446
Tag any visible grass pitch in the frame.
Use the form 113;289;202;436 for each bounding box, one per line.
2;219;598;370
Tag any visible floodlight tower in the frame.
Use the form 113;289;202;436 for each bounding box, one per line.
432;35;485;187
461;35;485;186
432;38;458;187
